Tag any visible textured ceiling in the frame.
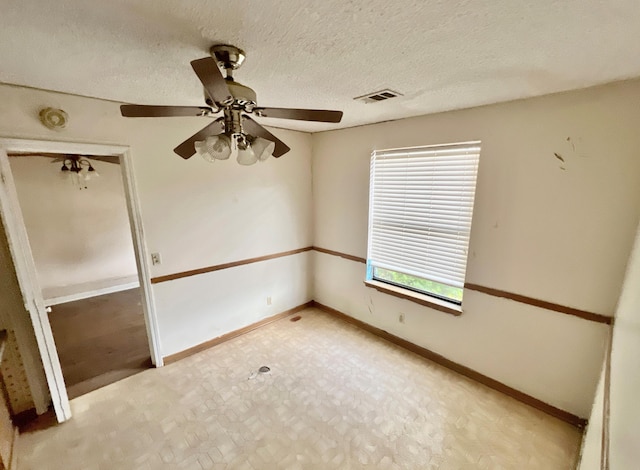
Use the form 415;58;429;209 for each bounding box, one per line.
2;0;640;132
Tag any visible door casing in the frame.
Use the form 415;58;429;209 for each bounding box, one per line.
0;138;163;422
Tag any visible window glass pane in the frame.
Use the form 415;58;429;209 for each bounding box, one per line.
373;265;463;303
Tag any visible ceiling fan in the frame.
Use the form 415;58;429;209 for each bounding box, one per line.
120;45;343;165
8;152;118;190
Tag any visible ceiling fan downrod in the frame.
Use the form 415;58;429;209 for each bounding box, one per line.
224;108;244;136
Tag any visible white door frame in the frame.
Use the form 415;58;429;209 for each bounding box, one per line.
0;138;163;422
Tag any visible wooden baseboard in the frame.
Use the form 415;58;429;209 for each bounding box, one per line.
14;407;57;434
11;407;37;429
152;247;313;284
312;246;611;325
311;301;587;429
464;283;611;324
163;301;314;365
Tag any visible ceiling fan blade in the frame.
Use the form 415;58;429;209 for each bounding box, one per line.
9;152;119;164
174;118;224;159
50;155;120;165
190;57;233;107
89;156;120;165
8;152;66;159
254;107;343;123
242;115;291;158
120;105;212;117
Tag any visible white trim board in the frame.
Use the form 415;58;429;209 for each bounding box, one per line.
0;146;67;419
44;279;140;307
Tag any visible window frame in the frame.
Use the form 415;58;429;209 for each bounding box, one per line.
365;141;480;311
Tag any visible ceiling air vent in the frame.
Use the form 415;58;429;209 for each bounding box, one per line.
354;89;403;104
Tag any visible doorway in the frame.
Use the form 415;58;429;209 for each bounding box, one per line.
8;152;151;399
0;139;162;422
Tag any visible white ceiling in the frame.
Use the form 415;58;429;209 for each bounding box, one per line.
2;0;640;132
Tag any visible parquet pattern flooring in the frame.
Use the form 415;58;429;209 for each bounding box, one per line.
18;308;582;469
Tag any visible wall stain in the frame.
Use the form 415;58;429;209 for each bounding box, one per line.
367;295;374;315
554;151;566;170
567;136;575;152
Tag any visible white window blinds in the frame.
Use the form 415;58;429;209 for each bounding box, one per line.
367;142;480;292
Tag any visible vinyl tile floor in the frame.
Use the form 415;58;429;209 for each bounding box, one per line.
18;308;582;469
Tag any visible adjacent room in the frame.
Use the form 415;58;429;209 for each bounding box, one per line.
7;153;150;399
0;1;639;469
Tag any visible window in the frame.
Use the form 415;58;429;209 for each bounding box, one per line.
366;141;480;306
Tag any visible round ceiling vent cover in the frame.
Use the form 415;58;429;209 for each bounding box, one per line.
39;107;68;130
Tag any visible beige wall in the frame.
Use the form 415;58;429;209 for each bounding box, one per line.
311;79;640;417
9;156;138;300
580;218;640;469
0;83;313;359
608;219;640;468
3;79;639;422
578;365;605;469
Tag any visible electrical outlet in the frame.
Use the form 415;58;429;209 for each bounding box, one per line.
267;296;272;305
399;312;405;324
151;252;162;265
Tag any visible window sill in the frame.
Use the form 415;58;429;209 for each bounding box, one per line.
364;280;463;316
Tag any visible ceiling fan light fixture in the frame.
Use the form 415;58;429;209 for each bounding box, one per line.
208;134;232;160
252;137;275;162
59;164;71;180
57;156;98;190
236;145;257;166
196;134;233;162
194;139;211;161
82;165;99;181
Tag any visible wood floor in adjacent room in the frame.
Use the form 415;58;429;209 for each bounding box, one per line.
19;308;582;469
47;288;151;399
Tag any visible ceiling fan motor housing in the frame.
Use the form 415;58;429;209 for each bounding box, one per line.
204;80;257;109
203;44;257;110
210;44;246;70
